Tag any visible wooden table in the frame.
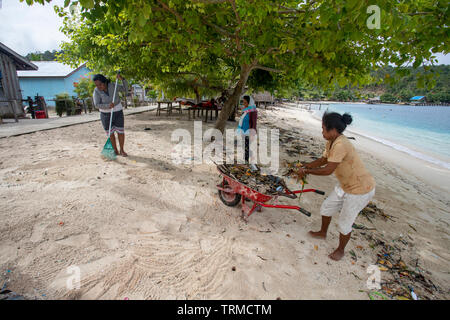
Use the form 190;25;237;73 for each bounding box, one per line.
156;101;171;116
188;106;219;122
156;101;182;116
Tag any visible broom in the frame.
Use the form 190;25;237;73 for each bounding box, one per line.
101;73;119;160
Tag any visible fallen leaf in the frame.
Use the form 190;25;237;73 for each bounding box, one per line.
379;267;389;271
314;245;318;251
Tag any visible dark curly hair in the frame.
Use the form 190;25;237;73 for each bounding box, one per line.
93;74;110;85
322;111;353;134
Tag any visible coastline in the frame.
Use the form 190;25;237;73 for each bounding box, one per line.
296;100;450;107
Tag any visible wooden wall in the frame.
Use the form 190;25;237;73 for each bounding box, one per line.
0;53;24;118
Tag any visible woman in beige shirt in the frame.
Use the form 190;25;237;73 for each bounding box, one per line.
297;112;375;261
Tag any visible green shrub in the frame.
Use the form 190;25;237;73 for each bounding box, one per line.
55;93;68;117
74;75;95;99
55;93;75;116
380;93;397;103
86;98;93;112
65;98;75;116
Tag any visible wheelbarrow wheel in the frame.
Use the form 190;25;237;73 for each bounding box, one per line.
218;180;241;207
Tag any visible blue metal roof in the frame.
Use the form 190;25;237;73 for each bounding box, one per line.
17;61;86;78
410;96;425;100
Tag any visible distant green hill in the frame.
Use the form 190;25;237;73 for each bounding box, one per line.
296;65;450;104
364;65;450;103
25;50;63;62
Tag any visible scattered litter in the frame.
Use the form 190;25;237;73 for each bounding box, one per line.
257;255;267;261
349;250;357;261
351;272;361;280
409;286;418;300
360;202;396;222
352;223;376;230
360;230;444;299
368;291;388;300
231;266;236;271
0;290;25;300
217;164;289;195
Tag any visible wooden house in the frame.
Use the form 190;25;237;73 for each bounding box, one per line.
0;42;38;120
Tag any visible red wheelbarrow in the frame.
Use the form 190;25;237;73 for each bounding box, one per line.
216;166;325;220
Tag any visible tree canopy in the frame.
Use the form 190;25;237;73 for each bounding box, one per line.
25;50;63;61
22;0;449;129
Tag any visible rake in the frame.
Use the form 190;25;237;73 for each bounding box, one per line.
101;74;119;160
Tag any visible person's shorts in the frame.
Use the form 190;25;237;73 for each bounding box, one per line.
100;110;124;136
320;184;375;235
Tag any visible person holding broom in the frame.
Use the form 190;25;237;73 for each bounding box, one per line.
93;73;128;157
296;112;375;261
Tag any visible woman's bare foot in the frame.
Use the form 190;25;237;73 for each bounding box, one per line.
114;149;119;155
328;248;345;261
120;150;128;157
308;230;327;239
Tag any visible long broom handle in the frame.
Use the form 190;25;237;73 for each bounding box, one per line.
107;77;120;137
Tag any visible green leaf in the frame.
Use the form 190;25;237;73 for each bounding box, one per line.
79;0;94;9
138;13;147;27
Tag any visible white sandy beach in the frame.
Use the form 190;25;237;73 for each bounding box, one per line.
0;105;448;300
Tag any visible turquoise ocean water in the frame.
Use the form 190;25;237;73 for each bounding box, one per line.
311;103;450;170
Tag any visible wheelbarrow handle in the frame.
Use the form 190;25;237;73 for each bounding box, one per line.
277;186;298;199
314;190;325;195
298;208;312;217
278;191;297;199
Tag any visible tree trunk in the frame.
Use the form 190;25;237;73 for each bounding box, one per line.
194;87;200;104
214;64;252;133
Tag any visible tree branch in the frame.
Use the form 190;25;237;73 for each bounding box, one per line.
407;12;434;16
229;0;242;52
191;0;228;3
253;65;283;73
155;0;183;22
201;19;256;49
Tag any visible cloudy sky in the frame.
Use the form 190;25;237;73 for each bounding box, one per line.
0;0;448;64
0;0;69;56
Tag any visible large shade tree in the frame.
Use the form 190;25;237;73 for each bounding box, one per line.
23;0;449;131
